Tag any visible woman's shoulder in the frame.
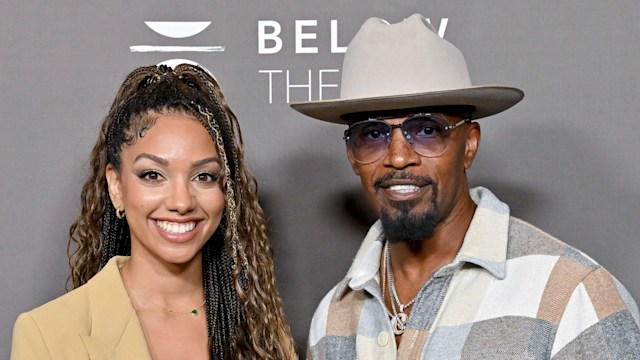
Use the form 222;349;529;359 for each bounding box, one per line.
11;256;133;359
15;261;109;337
22;256;129;326
11;278;93;359
26;280;92;324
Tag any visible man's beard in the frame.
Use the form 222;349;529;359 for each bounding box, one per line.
379;183;439;247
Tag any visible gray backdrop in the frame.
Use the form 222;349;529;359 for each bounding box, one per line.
2;1;639;357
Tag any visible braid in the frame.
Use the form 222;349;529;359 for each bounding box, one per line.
203;227;246;359
67;64;297;359
99;195;130;267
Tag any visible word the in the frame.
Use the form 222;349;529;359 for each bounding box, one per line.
258;69;340;103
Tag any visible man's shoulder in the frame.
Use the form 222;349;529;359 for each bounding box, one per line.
506;216;599;270
308;285;342;353
309;282;368;327
506;216;639;307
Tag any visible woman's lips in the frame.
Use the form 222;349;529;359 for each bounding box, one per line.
153;219;202;243
156;220;196;234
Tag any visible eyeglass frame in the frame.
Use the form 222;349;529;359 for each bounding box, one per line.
343;112;472;163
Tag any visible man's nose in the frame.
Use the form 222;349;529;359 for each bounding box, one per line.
381;126;421;169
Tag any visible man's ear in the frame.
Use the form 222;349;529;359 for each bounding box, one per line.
463;123;481;170
346;148;361;176
105;164;123;209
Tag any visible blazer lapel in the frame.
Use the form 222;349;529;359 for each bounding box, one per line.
80;256;152;360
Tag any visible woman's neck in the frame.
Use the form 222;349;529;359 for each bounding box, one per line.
120;253;204;303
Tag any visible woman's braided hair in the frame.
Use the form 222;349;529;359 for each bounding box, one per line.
67;64;296;359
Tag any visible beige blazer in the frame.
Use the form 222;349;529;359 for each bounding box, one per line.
11;256;152;360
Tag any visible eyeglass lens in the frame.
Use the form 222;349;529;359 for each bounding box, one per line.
345;114;458;163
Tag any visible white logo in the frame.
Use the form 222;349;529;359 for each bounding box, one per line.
130;21;224;67
144;21;211;38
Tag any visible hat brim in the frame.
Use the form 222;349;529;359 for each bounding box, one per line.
290;86;524;124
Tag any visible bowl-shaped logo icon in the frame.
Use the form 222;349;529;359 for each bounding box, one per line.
145;21;212;38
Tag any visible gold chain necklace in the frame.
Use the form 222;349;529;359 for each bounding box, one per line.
119;264;206;316
140;295;206;316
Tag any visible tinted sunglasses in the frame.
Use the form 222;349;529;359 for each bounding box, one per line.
343;113;471;164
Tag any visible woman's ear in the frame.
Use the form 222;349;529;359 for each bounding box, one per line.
105;164;123;210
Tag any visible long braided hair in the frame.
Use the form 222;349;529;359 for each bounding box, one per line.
67;64;297;359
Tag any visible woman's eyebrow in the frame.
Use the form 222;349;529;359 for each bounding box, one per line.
192;156;221;168
132;154;220;168
133;153;168;166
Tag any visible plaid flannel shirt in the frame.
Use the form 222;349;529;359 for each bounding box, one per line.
307;187;640;359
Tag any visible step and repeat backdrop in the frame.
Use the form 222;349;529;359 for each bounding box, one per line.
2;1;639;356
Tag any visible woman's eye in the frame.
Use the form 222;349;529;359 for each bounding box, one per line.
140;170;164;182
194;172;221;183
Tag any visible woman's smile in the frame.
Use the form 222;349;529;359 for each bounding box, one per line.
106;112;226;266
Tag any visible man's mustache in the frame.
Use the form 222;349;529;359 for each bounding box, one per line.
373;172;434;190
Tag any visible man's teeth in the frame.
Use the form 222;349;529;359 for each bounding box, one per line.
156;221;196;234
388;185;420;193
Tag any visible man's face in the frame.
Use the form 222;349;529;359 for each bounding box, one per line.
346;110;480;245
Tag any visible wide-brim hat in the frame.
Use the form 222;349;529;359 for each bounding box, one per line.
290;14;524;124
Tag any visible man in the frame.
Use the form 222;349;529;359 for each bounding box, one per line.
291;14;640;359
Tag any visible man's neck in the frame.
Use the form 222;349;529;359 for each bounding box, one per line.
386;193;476;301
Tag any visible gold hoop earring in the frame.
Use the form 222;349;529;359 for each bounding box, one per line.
116;208;125;219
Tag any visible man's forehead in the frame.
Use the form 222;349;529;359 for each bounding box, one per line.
343;105;474;125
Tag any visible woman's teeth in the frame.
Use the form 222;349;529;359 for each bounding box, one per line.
156;220;196;234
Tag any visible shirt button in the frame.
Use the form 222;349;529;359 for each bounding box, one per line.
377;331;389;347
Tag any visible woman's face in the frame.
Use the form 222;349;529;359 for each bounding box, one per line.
106;112;225;267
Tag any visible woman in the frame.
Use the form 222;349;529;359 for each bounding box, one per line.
11;64;297;359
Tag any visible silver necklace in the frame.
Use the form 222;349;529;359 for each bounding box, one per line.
384;241;417;335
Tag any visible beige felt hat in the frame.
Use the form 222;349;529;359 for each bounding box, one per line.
290;14;524;124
